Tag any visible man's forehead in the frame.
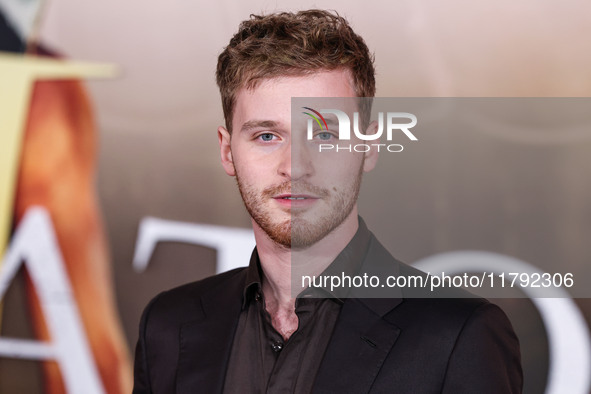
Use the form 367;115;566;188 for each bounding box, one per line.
236;70;356;99
231;70;358;129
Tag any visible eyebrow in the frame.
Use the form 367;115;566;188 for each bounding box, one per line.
239;120;280;132
323;117;339;126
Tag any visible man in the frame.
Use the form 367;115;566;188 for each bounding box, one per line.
133;10;522;393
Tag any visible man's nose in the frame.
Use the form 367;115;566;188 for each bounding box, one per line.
277;138;314;180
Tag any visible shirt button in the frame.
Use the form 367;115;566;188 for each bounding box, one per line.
271;341;283;352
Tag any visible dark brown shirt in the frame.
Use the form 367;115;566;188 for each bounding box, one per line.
222;219;371;394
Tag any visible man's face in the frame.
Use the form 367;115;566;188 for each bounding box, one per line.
218;69;377;249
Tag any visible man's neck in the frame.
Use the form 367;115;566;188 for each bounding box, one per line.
253;210;360;315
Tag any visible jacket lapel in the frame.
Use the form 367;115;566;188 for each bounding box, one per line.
313;234;405;394
313;298;402;394
176;273;245;394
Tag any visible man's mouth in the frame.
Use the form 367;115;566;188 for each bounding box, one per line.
274;194;318;200
272;194;321;209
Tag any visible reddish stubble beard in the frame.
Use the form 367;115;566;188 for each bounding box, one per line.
234;163;364;249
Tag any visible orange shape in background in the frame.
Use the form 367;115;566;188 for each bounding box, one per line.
14;49;132;394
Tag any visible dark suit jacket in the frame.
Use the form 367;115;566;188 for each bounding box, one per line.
133;234;522;393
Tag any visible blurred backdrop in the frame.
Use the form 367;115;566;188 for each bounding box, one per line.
1;0;590;393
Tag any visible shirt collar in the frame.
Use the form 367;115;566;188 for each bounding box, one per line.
241;217;372;309
242;248;264;309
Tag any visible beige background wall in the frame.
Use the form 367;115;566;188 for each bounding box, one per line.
4;1;588;393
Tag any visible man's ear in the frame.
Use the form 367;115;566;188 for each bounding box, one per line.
363;120;379;173
218;126;236;176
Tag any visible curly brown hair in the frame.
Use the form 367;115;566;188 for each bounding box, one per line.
216;9;376;131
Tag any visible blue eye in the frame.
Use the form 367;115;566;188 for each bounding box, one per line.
259;133;275;141
317;132;333;140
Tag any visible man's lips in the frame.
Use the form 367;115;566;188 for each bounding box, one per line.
273;194;319;200
272;194;320;208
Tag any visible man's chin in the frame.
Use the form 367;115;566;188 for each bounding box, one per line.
273;218;335;250
255;210;351;250
256;218;291;248
256;218;316;249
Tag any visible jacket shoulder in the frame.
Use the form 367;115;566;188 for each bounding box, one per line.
143;267;247;325
133;268;247;393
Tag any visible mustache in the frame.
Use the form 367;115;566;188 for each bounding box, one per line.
262;181;330;198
